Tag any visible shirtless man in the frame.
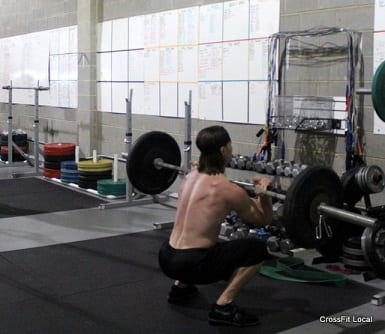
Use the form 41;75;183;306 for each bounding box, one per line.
158;125;272;327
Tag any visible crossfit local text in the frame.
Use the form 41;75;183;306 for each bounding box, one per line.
320;315;373;323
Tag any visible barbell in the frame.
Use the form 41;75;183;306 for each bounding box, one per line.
126;131;385;277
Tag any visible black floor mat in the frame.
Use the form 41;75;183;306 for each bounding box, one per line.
0;178;106;218
0;229;382;333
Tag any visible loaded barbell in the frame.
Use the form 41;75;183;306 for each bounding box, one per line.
126;131;385;277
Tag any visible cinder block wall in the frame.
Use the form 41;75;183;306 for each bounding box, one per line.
0;0;383;201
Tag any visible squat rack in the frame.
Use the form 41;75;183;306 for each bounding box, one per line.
1;81;48;176
98;89;193;210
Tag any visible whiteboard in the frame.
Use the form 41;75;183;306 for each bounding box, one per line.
112;82;129;114
97;53;112;81
374;0;385;31
112;51;129;81
143;82;160;115
199;3;224;43
160;83;178;117
144;48;160;81
98;21;112;52
198;43;222;81
112;18;129;51
129;16;144;49
68;81;78;108
160;47;178;82
69;26;77;53
58;81;70;107
249;38;269;80
97;0;280;124
159;10;178;46
250;0;280;38
178;46;198;82
144;13;160;48
97;82;112;112
223;0;249;41
223;81;248;122
223;41;248;80
199;82;222;120
129;49;144;81
178;7;199;45
249;81;268;124
178;83;199;118
129;82;145;114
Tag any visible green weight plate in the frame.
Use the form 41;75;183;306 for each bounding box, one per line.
372;60;385;122
283;165;343;249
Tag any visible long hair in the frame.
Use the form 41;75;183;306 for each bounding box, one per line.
195;126;231;175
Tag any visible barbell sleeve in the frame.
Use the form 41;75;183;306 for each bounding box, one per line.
318;204;378;228
154;158;185;172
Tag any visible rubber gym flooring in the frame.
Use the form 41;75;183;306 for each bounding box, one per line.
0;166;384;333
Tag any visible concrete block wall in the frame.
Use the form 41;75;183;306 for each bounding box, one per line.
0;0;383;203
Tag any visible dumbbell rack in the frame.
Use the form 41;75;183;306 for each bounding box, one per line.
266;27;360;134
1;81;48;176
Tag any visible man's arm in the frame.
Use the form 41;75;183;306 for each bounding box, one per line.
228;182;272;226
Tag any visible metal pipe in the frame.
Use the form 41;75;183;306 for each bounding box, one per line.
7;85;13;163
33;85;40;174
125;89;133;203
184;91;192;170
318;204;377;228
356;88;371;95
154;159;184;172
2;85;49;90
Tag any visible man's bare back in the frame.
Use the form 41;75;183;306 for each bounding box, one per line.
169;169;270;249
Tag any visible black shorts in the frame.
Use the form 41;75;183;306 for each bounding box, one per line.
158;238;267;285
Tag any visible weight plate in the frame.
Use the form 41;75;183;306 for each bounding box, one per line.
78;179;97;190
61;161;77;170
43;168;61;178
283;165;343;249
355;165;385;194
44;143;76;155
362;222;385;278
1;130;27;145
126;131;181;195
44;161;61;169
372;60;385;122
78;174;112;182
1;154;26;162
78;170;113;177
0;146;28;154
78;166;112;173
78;159;112;170
341;167;362;208
97;179;126;196
44;154;75;162
60;168;79;175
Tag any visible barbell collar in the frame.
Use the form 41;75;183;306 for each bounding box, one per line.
318;204;378;228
